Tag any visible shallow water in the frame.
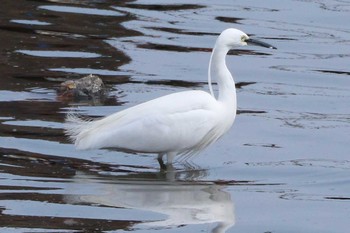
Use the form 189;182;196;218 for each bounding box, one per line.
1;0;350;232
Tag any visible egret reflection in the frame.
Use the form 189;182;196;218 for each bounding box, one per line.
64;172;235;232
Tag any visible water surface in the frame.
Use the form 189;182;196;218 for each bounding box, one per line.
0;0;349;232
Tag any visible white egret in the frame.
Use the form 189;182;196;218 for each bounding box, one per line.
65;28;275;169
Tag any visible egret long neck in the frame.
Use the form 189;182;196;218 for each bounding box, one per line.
208;44;236;106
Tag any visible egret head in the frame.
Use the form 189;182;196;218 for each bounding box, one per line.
218;28;276;50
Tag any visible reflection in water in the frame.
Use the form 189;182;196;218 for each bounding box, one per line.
65;172;235;233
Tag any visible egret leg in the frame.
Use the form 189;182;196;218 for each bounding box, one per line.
166;152;176;165
157;153;166;170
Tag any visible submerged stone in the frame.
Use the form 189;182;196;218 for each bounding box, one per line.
58;74;106;100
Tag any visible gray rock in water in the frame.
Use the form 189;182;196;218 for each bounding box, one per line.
58;74;106;100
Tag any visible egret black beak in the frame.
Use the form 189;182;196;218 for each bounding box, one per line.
246;38;276;49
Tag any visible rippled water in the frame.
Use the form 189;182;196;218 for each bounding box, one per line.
1;0;349;232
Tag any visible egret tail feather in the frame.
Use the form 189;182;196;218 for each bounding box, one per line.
64;112;93;145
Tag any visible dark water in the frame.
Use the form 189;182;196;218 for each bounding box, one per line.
1;0;349;232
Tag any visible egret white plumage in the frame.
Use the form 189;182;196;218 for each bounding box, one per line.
65;28;275;169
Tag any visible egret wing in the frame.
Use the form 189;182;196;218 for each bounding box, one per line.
85;107;219;153
67;90;223;154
